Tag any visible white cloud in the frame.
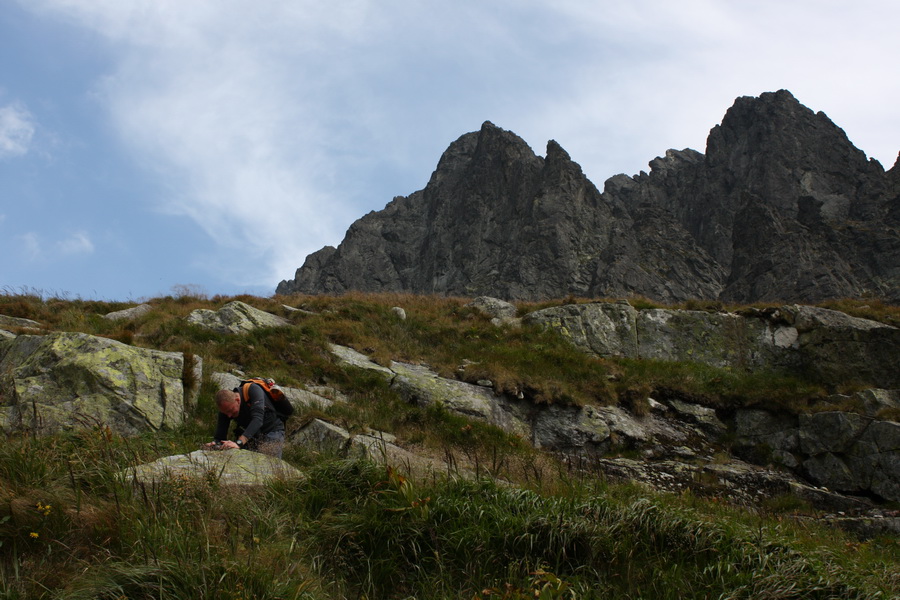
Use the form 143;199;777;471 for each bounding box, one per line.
58;231;94;255
19;232;42;262
15;230;94;262
20;0;900;290
0;103;36;159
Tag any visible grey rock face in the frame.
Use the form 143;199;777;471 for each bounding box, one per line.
290;418;454;477
732;407;900;502
782;305;900;388
328;342;900;502
526;302;900;388
523;302;639;358
328;344;707;457
186;301;290;334
279;91;900;304
0;332;194;436
733;409;801;468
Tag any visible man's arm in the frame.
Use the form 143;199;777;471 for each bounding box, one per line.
213;411;231;441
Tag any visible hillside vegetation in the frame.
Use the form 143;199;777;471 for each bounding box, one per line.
1;289;899;599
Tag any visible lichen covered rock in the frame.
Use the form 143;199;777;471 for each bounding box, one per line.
123;449;303;486
0;331;190;435
186;301;290;334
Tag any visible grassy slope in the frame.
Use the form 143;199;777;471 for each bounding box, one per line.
0;290;898;599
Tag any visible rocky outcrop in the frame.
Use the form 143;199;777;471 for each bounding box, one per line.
290;418;446;476
279;91;900;304
123;449;303;486
524;302;900;388
0;332;198;436
733;402;900;502
330;343;714;456
327;342;900;503
186;301;290;334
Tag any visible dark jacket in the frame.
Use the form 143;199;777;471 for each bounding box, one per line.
213;382;291;444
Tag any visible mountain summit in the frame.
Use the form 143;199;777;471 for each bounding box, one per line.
278;91;900;303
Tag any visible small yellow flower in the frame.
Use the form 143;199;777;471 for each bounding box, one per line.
29;532;39;539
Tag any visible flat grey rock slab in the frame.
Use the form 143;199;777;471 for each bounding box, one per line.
123;449;303;486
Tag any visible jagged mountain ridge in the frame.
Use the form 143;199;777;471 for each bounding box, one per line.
278;90;900;303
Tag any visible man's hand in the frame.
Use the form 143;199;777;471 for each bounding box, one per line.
204;440;239;450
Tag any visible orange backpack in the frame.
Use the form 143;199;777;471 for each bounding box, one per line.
239;378;291;423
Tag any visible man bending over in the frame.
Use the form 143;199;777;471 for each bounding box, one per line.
205;382;292;458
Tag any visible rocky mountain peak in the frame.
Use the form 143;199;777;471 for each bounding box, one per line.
278;91;900;304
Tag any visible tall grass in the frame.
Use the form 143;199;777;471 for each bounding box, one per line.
1;410;898;598
270;460;899;599
2;290;899;598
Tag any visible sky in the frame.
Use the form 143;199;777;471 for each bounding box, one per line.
2;1;898;301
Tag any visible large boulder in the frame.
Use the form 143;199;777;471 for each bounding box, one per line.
186;301;290;334
0;332;196;436
103;303;152;321
123;449;303;486
328;343;394;377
